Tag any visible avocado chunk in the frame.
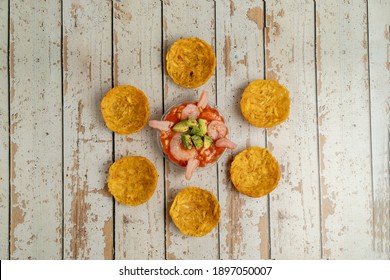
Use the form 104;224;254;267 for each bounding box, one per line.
190;119;207;137
197;118;207;136
191;135;204;150
181;134;193;149
186;118;198;128
190;125;201;136
172;120;189;133
203;135;213;149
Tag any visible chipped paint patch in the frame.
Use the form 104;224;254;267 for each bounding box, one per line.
10;142;18;181
114;2;132;21
321;181;335;259
292;181;303;193
87;60;92;82
10;206;25;255
318;109;329;126
267;141;275;153
230;0;235;16
69;178;92;259
70;3;82;28
163;16;167;34
363;52;368;72
265;45;277;80
277;9;285;17
237;54;247;66
63;34;68;73
322;197;335;219
246;7;263;30
258;213;269;259
224;186;247;258
363;32;367;49
167;252;176;260
77;101;85;134
103;217;113;259
374;197;390;254
223;36;232;76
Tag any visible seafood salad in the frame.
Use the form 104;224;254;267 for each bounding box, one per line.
149;91;237;180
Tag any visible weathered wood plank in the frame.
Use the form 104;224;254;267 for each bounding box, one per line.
266;0;321;259
63;0;113;259
368;0;390;258
113;0;165;260
0;0;9;260
316;0;374;259
163;0;219;259
9;0;62;259
216;0;268;259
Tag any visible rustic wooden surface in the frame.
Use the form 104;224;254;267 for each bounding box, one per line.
9;0;63;259
216;0;268;259
63;0;113;260
0;0;389;260
0;0;9;260
266;0;321;259
114;0;165;259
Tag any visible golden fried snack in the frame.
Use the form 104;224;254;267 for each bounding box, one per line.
230;146;280;198
240;80;290;128
169;187;220;237
108;156;158;206
101;85;150;134
166;37;216;88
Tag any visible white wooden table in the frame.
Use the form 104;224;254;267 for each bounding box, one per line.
0;0;389;260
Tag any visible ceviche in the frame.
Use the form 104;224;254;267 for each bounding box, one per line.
149;91;237;180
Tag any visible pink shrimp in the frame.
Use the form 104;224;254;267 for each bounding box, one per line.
181;104;200;120
207;120;227;140
149;120;174;132
215;137;237;149
185;158;200;180
169;133;197;161
197;90;208;109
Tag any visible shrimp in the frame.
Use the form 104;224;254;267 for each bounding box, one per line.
181;104;200;120
170;133;197;161
207;120;227;140
149;120;174;132
197;90;208;109
185;158;200;180
215;137;237;149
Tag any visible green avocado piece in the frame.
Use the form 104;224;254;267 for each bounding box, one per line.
190;119;207;137
172;120;189;133
197;119;207;136
186;118;198;128
191;135;204;150
203;135;213;149
181;134;193;149
190;125;201;136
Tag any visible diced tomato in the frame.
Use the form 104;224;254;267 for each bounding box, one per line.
199;107;224;122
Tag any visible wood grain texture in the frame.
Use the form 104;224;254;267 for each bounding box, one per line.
113;0;165;259
266;0;321;259
9;0;62;259
0;0;9;260
216;0;268;259
368;0;390;258
63;0;113;259
0;0;388;260
316;0;374;259
162;0;219;259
